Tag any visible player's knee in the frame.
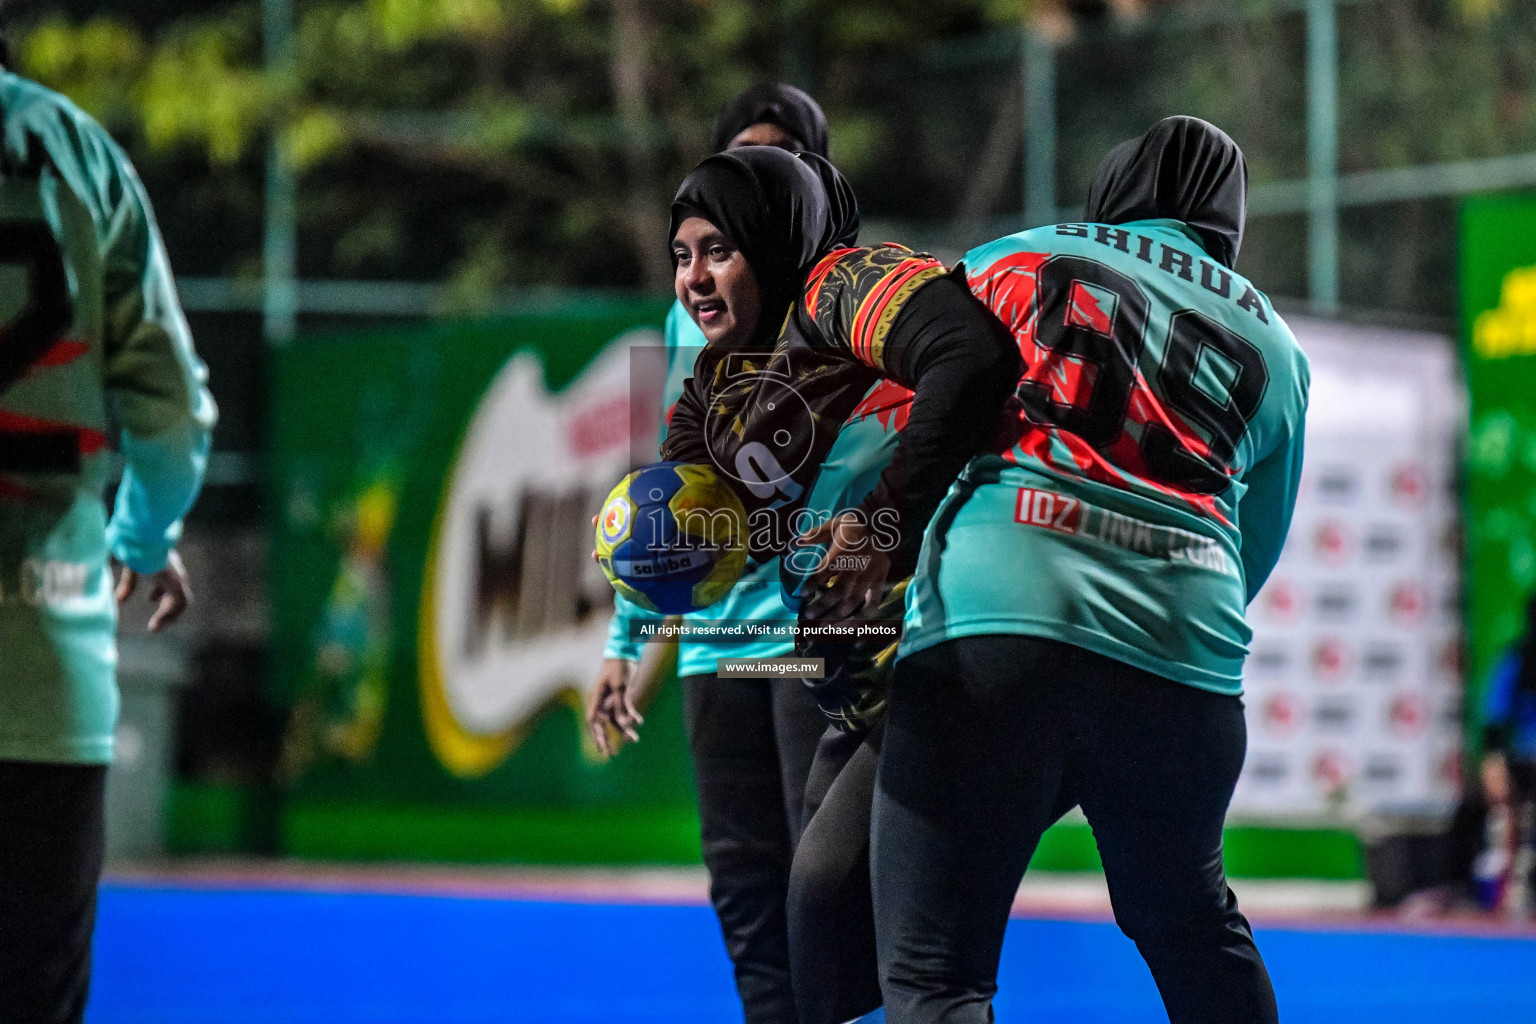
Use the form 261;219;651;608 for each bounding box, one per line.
787;846;841;934
1112;893;1246;952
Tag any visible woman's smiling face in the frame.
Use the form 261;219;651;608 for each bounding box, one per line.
672;215;762;346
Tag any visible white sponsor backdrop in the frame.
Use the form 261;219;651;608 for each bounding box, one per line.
1232;317;1465;822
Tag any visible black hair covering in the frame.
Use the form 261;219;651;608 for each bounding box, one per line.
1084;116;1247;269
712;83;830;158
670;146;859;344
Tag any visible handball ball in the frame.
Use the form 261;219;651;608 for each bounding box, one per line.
595;462;749;614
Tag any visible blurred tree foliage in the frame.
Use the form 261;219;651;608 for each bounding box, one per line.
4;0;1534;318
6;0;1029;305
1044;0;1536;315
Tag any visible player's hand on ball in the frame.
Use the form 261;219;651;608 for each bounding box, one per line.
114;549;192;633
587;657;645;758
795;513;892;622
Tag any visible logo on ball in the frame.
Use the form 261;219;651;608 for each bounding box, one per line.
600;496;631;543
595;462;749;614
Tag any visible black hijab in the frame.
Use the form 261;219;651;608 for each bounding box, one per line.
670;146;859;345
712;83;830;158
1084;116;1247;269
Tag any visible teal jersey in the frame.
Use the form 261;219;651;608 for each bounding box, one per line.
0;72;215;763
604;301;795;675
901;220;1308;694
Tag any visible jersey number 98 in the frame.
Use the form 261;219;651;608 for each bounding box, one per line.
1018;254;1269;496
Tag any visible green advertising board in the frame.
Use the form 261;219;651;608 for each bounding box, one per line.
257;300;1369;878
1462;195;1536;744
266;300;719;862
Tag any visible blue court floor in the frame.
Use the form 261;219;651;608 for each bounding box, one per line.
88;882;1536;1024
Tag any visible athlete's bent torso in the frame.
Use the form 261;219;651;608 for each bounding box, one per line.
874;117;1308;1024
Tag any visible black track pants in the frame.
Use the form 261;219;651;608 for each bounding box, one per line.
0;760;107;1024
787;721;885;1024
684;673;827;1024
871;636;1277;1024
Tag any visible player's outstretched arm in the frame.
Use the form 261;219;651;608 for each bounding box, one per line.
587;657;643;758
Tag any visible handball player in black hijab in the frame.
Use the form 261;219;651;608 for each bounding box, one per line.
1084;113;1247;269
871;117;1296;1024
665;146;1017;581
713;81;830;155
588;87;862;1024
662;145;1020;1024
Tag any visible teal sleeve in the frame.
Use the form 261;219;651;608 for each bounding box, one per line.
660;301;700;445
1236;425;1306;604
602;303;694;660
106;421;211;573
603;594;663;662
100;130;216;573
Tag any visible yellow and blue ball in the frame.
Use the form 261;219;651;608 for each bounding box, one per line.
595;462;749;614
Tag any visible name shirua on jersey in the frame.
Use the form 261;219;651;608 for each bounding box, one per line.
901;219;1309;694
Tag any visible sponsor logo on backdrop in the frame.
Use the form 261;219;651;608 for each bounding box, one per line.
1388;581;1427;625
1436;695;1463;731
1312;749;1353;798
1313;583;1358;622
1232;325;1460;820
419;330;663;777
1362;754;1404;785
1314;466;1359;504
1311;637;1353;684
1363;523;1405;562
1389;463;1427;506
1313;520;1353;565
1361;643;1405;681
1248;753;1290;784
1260;578;1304;625
1261;692;1302;737
1250;646;1291;675
1312;695;1357;733
1387;692;1428;737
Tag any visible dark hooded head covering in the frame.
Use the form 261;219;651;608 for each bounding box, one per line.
712;83;830;158
1084;116;1247;269
670;146;859;344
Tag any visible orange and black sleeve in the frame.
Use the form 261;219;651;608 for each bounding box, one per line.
805;247;1022;573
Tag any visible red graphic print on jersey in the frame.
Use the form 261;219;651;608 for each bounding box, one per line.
847;377;912;431
1066;280;1117;335
966;251;1228;524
